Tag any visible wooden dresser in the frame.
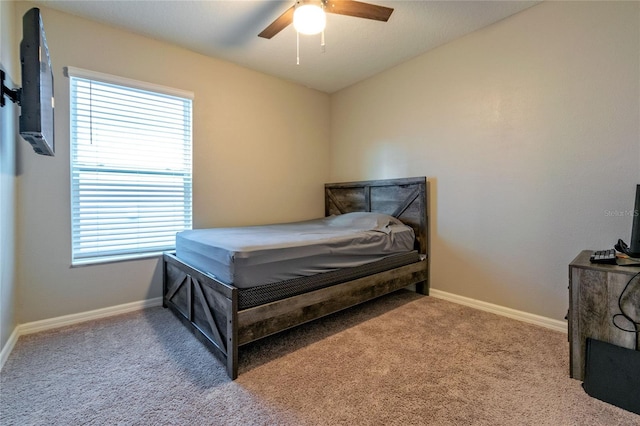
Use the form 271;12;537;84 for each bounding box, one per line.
568;250;640;380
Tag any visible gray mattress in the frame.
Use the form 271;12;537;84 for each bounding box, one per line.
175;212;416;289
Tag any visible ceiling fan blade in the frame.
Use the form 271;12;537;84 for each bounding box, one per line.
325;0;394;22
258;5;295;39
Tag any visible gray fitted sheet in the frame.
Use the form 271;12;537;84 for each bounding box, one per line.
175;213;416;289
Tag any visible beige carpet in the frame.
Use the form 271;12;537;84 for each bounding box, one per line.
1;290;638;425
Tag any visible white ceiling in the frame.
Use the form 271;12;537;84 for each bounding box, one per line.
32;0;541;93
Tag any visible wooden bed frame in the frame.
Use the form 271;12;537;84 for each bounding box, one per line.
163;176;429;379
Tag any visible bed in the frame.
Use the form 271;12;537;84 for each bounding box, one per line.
162;176;429;379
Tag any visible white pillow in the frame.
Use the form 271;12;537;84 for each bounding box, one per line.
325;212;402;233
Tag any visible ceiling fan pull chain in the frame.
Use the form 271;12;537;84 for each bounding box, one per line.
320;0;326;53
296;31;300;65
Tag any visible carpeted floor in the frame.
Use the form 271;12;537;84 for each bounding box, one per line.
1;290;639;425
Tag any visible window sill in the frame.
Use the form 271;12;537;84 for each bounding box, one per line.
71;251;165;268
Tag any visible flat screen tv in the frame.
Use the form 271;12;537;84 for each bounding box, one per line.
19;7;54;156
629;184;640;257
616;184;640;259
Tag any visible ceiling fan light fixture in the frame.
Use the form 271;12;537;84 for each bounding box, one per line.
293;3;326;35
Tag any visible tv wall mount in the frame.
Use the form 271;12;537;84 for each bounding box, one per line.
0;69;21;107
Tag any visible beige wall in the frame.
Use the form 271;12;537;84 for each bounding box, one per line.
330;1;640;320
14;4;330;323
0;0;18;352
5;1;639;335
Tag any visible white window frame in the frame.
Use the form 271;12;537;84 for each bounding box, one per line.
67;67;193;265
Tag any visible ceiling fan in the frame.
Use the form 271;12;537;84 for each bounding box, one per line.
258;0;394;39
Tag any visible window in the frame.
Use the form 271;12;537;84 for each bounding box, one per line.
68;67;193;265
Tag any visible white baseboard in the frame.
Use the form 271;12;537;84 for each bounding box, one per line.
429;289;567;333
0;327;20;373
17;297;164;335
0;297;163;372
1;291;567;372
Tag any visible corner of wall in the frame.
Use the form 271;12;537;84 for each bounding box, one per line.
0;0;19;357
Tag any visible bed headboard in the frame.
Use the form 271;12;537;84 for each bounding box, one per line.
325;177;428;255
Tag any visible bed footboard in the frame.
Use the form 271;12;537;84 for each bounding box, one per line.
163;252;239;379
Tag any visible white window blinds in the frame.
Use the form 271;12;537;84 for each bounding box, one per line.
68;68;193;265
